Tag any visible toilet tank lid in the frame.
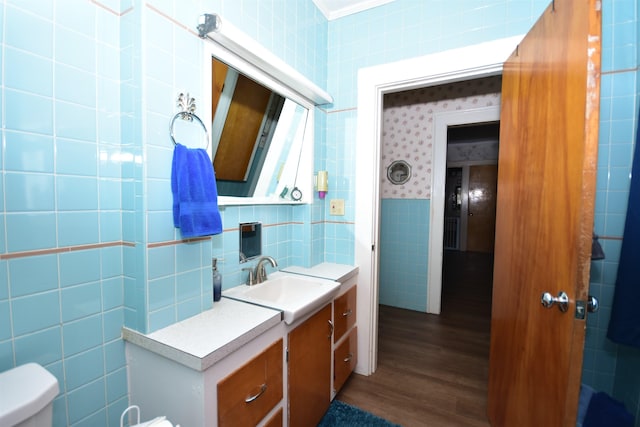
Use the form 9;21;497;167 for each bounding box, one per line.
0;363;59;426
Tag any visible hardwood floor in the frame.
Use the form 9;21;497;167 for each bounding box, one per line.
335;251;494;427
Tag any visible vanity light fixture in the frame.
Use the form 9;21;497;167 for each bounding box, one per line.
197;13;333;106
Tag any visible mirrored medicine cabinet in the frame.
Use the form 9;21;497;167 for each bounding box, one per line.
210;58;309;201
200;15;332;206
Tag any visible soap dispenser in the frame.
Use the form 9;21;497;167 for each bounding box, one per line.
212;258;222;302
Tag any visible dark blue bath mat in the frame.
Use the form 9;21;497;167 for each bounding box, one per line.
318;400;401;426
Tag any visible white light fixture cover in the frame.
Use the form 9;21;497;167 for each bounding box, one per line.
197;13;333;106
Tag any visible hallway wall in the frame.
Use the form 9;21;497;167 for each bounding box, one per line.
379;199;429;311
378;77;501;312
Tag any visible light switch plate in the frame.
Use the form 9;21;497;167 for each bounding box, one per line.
330;199;345;216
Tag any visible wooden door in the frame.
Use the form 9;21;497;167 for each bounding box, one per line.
466;164;498;253
488;1;601;426
288;303;332;427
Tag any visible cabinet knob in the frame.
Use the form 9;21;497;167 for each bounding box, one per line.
327;320;334;339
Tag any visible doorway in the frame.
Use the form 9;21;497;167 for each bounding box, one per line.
378;80;501;315
353;36;522;376
442;122;499;320
444;122;500;254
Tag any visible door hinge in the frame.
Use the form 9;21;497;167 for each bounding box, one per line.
286;347;289;363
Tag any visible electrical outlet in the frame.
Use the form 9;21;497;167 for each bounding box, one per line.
330;199;345;216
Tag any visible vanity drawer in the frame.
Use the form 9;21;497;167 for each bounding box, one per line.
334;327;357;392
218;339;283;427
333;286;357;342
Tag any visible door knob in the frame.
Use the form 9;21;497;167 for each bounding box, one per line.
541;291;569;312
587;295;599;313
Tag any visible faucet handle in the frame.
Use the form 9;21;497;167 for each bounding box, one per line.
242;268;255;286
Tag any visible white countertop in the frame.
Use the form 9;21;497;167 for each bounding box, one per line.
281;262;358;283
122;298;282;371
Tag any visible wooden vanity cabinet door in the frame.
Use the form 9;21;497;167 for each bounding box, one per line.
334;327;358;393
217;339;283;427
288;303;332;427
263;408;283;427
333;286;357;343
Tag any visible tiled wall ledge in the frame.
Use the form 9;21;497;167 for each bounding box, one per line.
599;235;623;240
147;236;211;249
147;221;307;249
0;241;135;260
311;220;355;225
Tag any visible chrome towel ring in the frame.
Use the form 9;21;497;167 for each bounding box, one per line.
169;93;210;150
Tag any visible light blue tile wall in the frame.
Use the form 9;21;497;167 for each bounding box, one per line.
0;1;129;426
583;5;640;421
608;2;640;425
120;1;145;335
133;0;330;334
1;0;329;424
379;199;429;311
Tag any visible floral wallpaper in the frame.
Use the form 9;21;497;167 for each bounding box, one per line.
381;76;502;199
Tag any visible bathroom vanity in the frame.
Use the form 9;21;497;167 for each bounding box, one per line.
124;263;358;427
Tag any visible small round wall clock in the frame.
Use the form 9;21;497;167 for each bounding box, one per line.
290;187;302;201
387;160;411;185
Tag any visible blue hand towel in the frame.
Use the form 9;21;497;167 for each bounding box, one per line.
171;143;222;238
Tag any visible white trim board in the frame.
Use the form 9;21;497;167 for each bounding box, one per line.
429;107;501;312
354;35;522;376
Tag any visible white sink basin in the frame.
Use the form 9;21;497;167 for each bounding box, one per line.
223;271;341;324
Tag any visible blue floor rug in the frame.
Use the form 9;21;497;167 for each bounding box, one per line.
318;400;401;426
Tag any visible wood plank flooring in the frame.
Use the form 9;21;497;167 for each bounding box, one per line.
335;251;494;427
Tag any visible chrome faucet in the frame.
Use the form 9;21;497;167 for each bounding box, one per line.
254;256;278;284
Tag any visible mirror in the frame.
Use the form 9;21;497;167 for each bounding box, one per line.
210;58;309;200
200;16;331;206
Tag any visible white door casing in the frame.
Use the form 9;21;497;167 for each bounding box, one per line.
354;36;522;376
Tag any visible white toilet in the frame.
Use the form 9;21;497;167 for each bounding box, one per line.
0;363;59;427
